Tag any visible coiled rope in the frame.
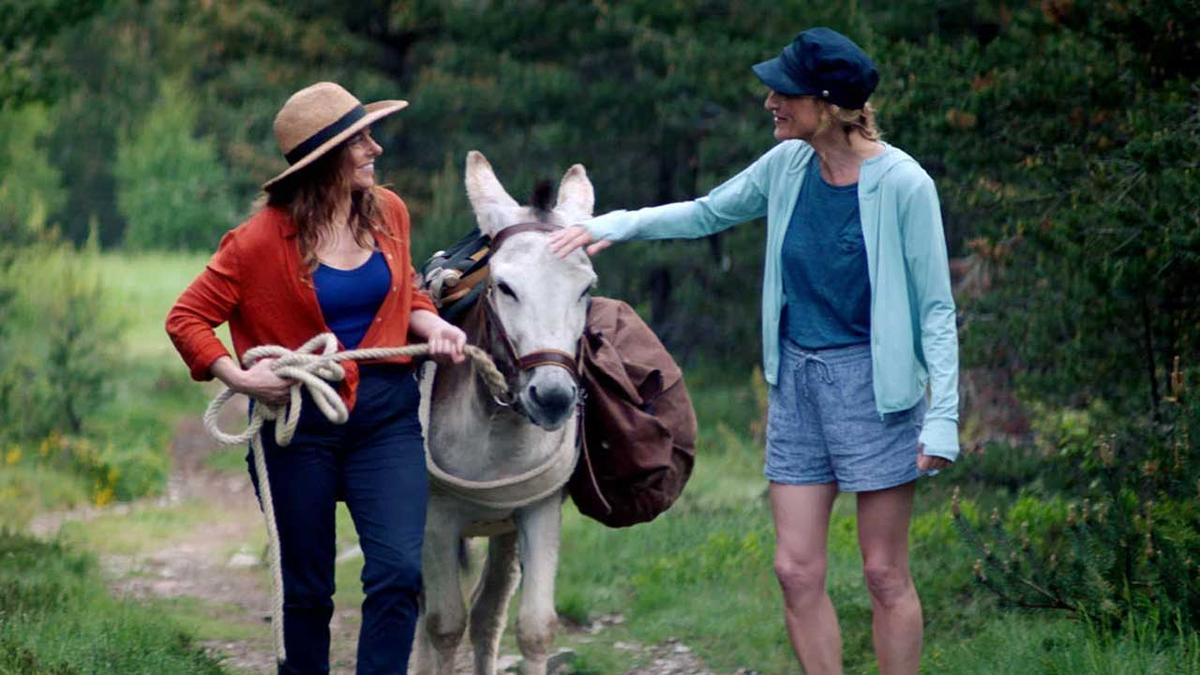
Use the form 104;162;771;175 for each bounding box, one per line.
202;333;506;663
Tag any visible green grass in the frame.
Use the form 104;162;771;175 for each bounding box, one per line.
93;250;229;364
0;530;224;674
555;453;1200;673
333;503;367;608
0;464;90;530
58;500;222;557
144;596;264;645
927;613;1200;674
1;249;222;506
205;446;249;474
89;251;226;499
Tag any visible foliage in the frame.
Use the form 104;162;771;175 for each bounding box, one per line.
925;612;1200;674
954;365;1200;630
0;244;176;505
115;78;236;251
0;464;90;531
0;530;224;673
0;242;118;440
0;0;107;107
878;0;1200;418
858;0;1200;635
0;104;65;244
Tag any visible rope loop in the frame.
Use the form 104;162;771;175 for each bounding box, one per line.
203;335;508;448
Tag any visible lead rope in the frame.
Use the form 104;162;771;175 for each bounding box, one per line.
202;333;507;663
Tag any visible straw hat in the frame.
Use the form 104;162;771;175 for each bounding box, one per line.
263;82;408;189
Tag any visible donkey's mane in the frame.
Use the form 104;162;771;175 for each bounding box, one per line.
530;180;554;220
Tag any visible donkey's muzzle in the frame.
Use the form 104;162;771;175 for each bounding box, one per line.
522;370;578;430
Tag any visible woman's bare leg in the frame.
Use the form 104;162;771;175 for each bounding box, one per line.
856;481;921;675
770;482;842;674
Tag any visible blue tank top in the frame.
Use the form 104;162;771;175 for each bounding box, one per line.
312;250;391;349
780;157;871;349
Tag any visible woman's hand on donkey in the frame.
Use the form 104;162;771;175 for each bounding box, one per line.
548;225;612;258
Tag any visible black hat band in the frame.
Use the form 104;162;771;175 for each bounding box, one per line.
285;105;367;165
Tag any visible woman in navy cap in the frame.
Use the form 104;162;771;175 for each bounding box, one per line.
551;27;958;674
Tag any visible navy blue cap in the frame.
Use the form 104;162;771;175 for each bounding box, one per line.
752;27;879;109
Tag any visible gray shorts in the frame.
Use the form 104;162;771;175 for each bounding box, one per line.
764;340;925;492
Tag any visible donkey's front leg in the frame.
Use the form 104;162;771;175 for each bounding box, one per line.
514;496;563;675
470;530;520;674
420;500;467;675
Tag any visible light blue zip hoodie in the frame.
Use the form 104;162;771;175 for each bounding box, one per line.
585;140;960;462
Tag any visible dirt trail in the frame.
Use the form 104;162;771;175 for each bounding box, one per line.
30;397;715;674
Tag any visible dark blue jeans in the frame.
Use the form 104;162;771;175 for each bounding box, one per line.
249;364;427;675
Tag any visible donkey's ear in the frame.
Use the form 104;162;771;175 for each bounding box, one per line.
554;164;594;223
464;150;519;237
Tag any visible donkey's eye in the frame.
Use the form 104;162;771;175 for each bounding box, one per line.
496;281;518;300
578;288;590;302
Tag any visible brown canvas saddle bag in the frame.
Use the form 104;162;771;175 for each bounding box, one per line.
569;297;697;527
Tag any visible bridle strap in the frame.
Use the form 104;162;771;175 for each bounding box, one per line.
488;222;561;251
518;350;577;374
483;291;581;382
482;293;520;374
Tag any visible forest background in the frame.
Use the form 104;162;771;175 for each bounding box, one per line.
1;0;1198;673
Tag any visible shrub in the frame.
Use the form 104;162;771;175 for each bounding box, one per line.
0;104;65;245
0;242;162;505
115;78;236;251
954;364;1200;630
0;242;119;439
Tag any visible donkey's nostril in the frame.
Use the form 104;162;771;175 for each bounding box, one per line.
528;384;572;416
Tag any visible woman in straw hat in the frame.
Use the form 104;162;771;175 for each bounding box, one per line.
550;28;959;674
167;82;465;673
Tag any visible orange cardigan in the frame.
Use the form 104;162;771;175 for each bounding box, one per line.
165;188;437;412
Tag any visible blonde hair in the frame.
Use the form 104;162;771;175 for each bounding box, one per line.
817;100;882;142
254;143;385;273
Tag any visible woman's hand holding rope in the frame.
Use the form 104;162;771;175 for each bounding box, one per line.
212;356;291;406
424;323;467;364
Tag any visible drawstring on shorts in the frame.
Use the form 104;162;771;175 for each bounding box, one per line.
796;350;835;395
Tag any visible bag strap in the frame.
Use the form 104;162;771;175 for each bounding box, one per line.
576;335;613;516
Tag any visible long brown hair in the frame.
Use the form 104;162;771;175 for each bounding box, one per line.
256;142;384;272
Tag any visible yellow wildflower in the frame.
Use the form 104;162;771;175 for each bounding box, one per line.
94;487;115;507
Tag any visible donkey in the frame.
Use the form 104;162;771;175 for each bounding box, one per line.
413;151;596;675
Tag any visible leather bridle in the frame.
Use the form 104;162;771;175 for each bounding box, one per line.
480;223;584;413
